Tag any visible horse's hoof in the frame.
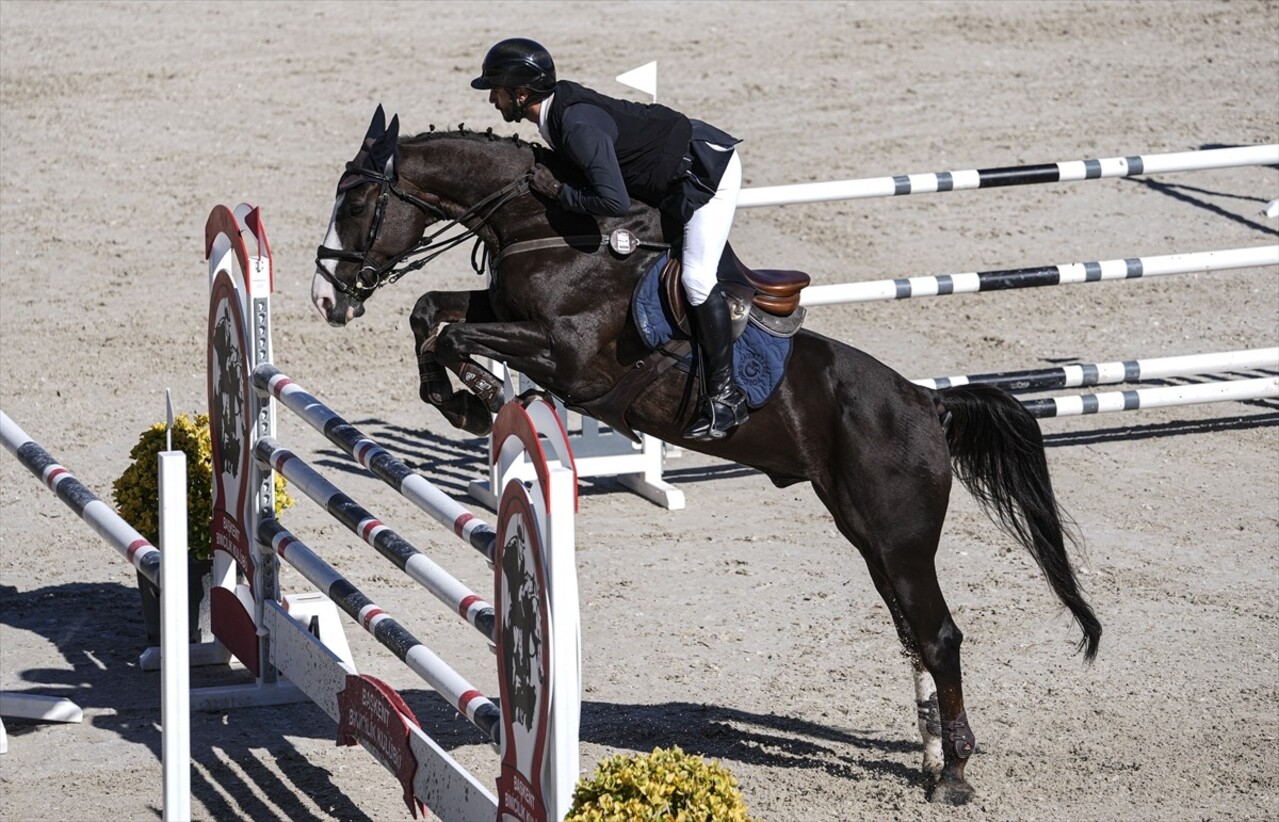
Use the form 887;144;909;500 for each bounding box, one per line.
516;389;553;407
457;411;493;437
420;376;453;405
456;401;494;437
433;393;494;437
927;776;976;805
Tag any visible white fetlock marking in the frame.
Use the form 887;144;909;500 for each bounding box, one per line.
913;666;944;774
922;727;944;774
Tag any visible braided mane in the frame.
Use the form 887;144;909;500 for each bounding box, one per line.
403;124;541;150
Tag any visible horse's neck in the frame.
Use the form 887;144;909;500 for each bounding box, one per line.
403;137;530;216
401;136;662;247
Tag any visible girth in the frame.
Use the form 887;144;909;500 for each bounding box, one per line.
491;231;669;272
567;339;692;444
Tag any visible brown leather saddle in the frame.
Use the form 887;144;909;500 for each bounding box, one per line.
661;245;810;334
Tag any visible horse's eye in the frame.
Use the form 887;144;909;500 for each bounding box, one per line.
348;203;367;217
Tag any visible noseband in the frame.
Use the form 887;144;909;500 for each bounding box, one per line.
315;162;530;301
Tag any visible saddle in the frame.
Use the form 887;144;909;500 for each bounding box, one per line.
660;245;811;335
567;244;808;442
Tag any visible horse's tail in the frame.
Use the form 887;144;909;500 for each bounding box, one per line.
939;383;1101;661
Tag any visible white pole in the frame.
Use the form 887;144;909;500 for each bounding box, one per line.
913;347;1279;391
159;447;191;822
799;245;1279;307
1027;376;1279;418
738;144;1279;208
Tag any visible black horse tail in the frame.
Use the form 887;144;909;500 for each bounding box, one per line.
939;384;1101;662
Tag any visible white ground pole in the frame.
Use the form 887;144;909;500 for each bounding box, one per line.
0;693;84;755
159;449;191;822
0;411;86;756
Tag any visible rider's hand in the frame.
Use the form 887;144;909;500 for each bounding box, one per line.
529;163;563;199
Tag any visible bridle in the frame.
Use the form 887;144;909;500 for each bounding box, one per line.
314;161;530;301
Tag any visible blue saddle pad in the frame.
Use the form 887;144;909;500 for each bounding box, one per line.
632;253;790;409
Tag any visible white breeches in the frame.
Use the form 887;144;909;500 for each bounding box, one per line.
681;149;742;306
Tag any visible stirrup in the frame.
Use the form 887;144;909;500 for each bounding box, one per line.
683;390;749;441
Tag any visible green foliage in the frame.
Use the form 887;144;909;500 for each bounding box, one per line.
566;746;759;822
111;414;292;560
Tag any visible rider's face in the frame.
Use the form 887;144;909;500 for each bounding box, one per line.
489;87;525;123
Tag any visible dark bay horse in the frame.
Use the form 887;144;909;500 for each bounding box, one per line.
310;107;1100;805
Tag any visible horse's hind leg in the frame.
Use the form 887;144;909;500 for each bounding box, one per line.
818;445;976;803
865;566;945;778
872;556;975;803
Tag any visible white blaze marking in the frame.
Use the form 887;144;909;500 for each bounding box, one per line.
311;193;345;321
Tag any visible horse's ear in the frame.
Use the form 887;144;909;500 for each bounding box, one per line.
336;106;395;190
369;114;399;179
383;115;400;178
364;104;387;147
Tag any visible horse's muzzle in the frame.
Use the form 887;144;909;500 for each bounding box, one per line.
311;267;366;326
322;299;365;327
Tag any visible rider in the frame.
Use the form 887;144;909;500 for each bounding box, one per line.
471;37;748;441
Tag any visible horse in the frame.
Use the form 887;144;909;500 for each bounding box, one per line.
310;106;1101;805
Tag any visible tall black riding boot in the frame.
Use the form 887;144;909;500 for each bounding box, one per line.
682;287;749;441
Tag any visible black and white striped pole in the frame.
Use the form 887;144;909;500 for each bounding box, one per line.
914;347;1279;393
738;144;1279;207
799;245;1278;306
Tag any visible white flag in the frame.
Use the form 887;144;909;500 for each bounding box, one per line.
615;61;657;101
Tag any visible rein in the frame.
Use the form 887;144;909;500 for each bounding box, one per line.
317;161;670;301
315;163;530;300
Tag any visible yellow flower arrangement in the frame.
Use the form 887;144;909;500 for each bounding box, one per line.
112;413;292;561
566;746;759;822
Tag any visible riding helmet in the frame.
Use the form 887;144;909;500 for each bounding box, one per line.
471;38;556;93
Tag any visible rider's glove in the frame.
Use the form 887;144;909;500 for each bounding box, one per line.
529;163;563;199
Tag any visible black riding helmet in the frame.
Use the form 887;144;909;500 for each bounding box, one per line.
471;38;556;94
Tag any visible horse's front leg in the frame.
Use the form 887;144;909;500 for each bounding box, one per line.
434;319;560;418
410;289;499;434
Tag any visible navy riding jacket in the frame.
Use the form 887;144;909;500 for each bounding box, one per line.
540;80;739;223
